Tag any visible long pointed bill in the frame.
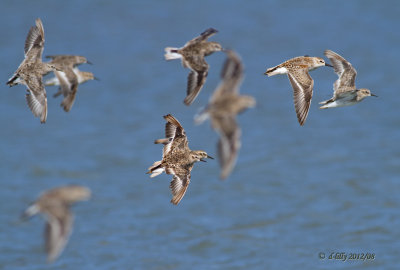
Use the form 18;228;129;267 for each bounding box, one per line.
325;63;333;67
371;93;378;97
200;155;214;162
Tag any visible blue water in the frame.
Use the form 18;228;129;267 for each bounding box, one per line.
0;1;399;269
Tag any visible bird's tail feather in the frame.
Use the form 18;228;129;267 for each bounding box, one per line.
147;161;164;177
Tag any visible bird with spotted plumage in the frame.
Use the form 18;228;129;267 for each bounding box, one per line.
264;55;333;126
319;49;377;109
44;54;97;112
147;114;213;205
6;18;60;123
164;28;223;105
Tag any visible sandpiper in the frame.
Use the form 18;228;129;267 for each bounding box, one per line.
22;185;91;263
6;18;59;123
319;50;377;109
264;55;333;125
164;28;223;105
147;114;213;205
195;50;255;179
44;55;96;112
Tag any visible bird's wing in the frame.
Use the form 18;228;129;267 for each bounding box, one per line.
162;114;188;154
24;18;45;60
211;50;243;101
55;69;79;112
287;68;313;126
184;68;208;105
324;50;357;95
54;69;75;97
43;204;73;263
185;28;218;47
25;75;47;123
212;115;241;179
169;172;190;205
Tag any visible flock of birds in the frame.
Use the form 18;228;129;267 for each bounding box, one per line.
7;19;96;123
8;19;377;263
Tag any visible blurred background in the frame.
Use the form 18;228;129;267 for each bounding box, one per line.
0;1;399;269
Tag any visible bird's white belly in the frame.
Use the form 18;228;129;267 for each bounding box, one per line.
327;99;358;108
273;67;288;74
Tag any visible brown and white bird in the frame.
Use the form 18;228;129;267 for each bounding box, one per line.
7;18;59;123
319;49;377;109
44;55;96;112
147;114;213;205
265;56;332;125
22;185;91;263
195;50;255;179
164;28;223;105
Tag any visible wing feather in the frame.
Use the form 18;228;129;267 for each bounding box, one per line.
24;19;45;59
169;173;190;205
25;76;47;123
44;204;73;262
185;28;218;47
324;50;357;95
211;50;243;101
213;116;241;179
287;70;313;126
161;114;188;154
184;70;208;105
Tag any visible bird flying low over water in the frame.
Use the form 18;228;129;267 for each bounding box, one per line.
265;55;333;126
164;28;223;105
22;185;91;263
195;50;255;179
319;49;377;109
7;18;59;123
147;114;213;205
44;55;97;112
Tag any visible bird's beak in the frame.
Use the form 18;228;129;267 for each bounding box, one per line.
87;60;93;65
200;155;214;162
93;77;100;81
325;63;333;67
371;93;378;97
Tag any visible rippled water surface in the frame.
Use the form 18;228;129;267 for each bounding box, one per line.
0;1;399;269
